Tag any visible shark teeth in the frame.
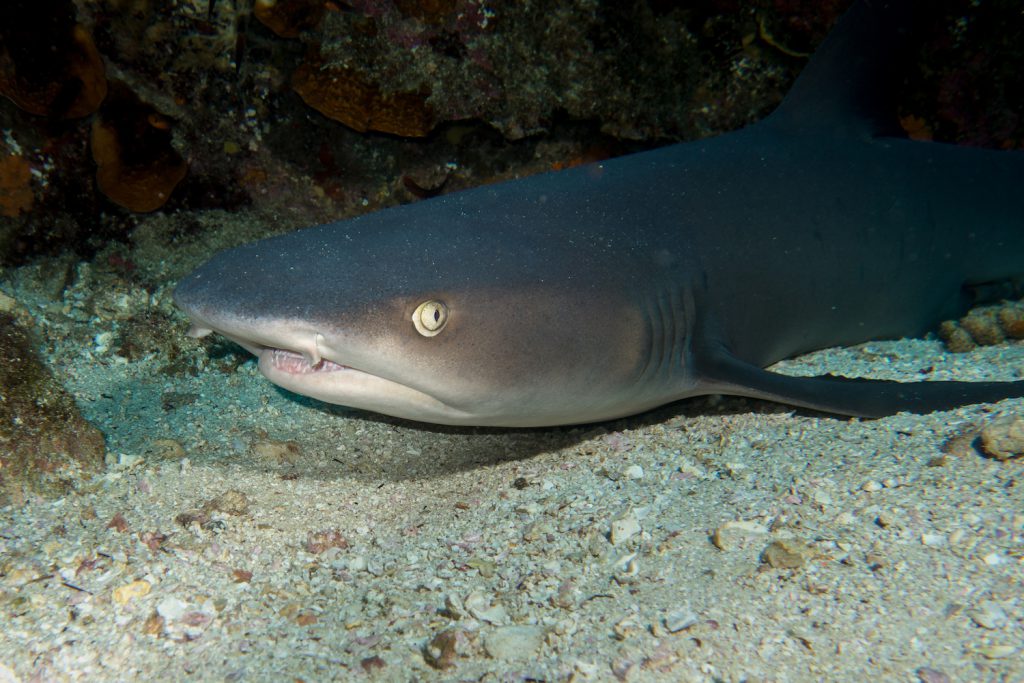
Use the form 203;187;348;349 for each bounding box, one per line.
270;348;347;374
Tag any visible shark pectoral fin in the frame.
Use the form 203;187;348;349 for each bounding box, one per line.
696;348;1024;418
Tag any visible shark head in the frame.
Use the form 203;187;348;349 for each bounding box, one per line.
174;169;681;426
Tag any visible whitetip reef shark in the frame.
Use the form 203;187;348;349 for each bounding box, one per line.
175;0;1024;427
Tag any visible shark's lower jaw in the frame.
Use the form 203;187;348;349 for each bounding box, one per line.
254;345;483;425
269;348;347;374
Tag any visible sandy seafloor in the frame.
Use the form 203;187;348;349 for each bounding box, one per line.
1;213;1022;682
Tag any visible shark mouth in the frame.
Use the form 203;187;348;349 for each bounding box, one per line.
268;348;348;374
183;321;478;424
187;319;353;377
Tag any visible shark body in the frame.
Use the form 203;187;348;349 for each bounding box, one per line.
174;0;1024;427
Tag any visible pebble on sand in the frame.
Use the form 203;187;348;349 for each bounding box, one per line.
484;625;546;661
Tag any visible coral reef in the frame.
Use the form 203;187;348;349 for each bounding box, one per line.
938;299;1024;352
0;0;107;118
0;299;106;505
254;0;326;38
309;1;712;140
0;153;33;217
901;0;1024;149
293;57;436;136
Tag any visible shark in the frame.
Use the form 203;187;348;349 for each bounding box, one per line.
174;0;1024;427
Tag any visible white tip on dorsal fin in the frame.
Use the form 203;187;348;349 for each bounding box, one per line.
186;324;213;338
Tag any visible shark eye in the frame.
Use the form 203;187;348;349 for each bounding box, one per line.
412;300;448;337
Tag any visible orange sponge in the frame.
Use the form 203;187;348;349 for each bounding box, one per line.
91;82;187;213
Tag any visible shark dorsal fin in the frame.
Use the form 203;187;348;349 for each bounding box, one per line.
765;0;914;138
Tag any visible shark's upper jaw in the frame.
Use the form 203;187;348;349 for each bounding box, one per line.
264;348;347;374
185;315;365;384
179;307;480;424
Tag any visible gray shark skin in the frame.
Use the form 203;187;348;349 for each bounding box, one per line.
174;0;1024;427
